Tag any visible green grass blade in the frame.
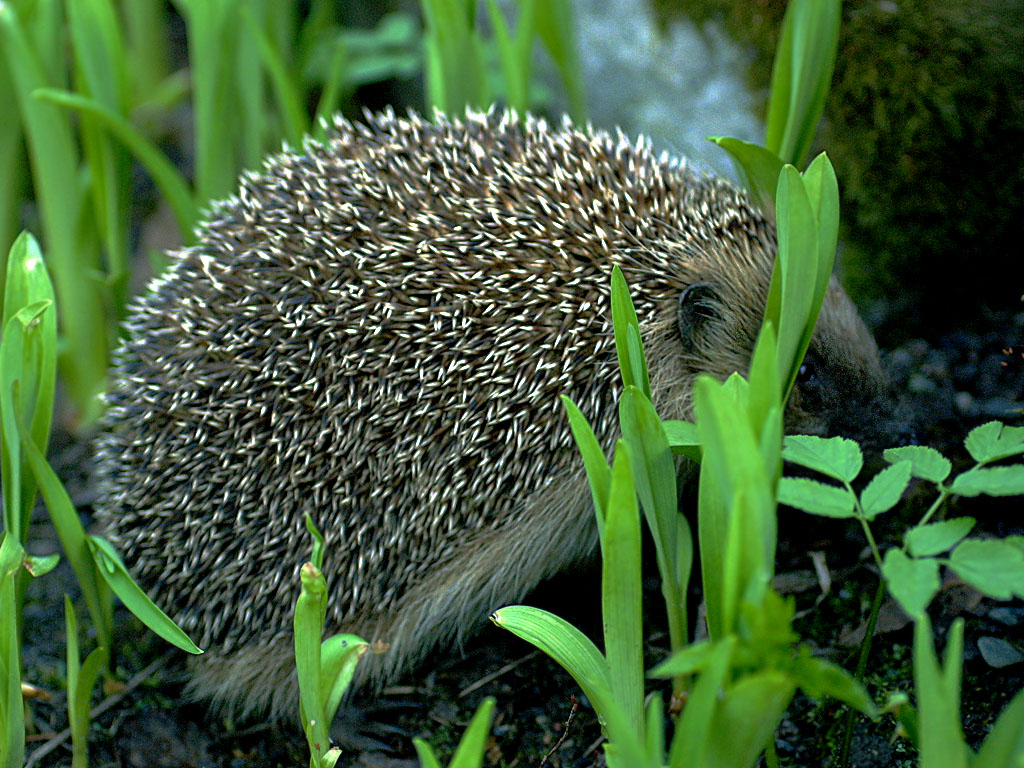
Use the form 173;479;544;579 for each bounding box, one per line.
17;418;111;650
694;375;776;638
663;419;701;461
973;685;1024;768
789;154;839;392
234;4;266;169
618;386;687;661
67;0;131;284
764;0;840;168
420;0;487;114
534;0;586;122
34;89;199;241
1;232;56;540
240;6;308;148
0;534;26;768
0;315;27;540
447;697;496;768
311;38;348;141
88;536;201;654
0;3;108;426
1;300;56;540
318;634;367;728
295;561;330;763
773;165;817;398
913;615;970;767
610;266;650;398
708;136;783;215
706;672;795;767
560;394;611;541
65;594;108;768
122;0;170;100
485;0;535;116
412;740;444;768
603;442;644;739
0;56;26;286
173;0;238;201
668;636;736;766
491;605;614;717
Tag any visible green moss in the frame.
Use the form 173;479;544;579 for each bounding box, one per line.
653;0;1024;341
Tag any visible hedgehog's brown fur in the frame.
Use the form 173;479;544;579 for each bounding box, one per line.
95;108;900;719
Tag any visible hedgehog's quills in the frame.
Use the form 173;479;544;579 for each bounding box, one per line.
95;108;906;719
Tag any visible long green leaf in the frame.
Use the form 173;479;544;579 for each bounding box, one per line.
67;0;131;285
0;3;108;425
318;634;367;730
173;0;237;201
618;387;688;661
603;443;644;739
668;636;736;766
708;137;783;214
491;605;614;718
973;685;1024;768
447;696;496;768
65;594;108;768
240;5;308;148
1;233;57;541
663;419;701;461
764;0;841;168
34;89;198;241
561;394;611;541
610;266;650;399
295;561;330;764
18;416;112;650
773;165;817;398
706;672;795;768
0;534;25;768
534;0;586;122
420;0;487;114
695;376;775;637
914;615;971;768
789;153;839;390
88;536;202;653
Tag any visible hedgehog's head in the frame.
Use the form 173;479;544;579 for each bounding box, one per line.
671;263;914;450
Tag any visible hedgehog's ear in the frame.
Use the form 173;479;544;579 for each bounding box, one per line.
677;282;721;349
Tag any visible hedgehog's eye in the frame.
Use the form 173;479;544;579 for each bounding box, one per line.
797;356;817;385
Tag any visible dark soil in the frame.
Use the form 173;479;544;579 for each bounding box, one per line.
19;302;1024;768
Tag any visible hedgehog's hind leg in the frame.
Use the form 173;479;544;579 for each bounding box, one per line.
361;475;599;689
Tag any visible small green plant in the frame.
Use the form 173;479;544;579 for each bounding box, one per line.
1;232;201;766
779;424;1024;765
710;0;841;213
294;514;368;768
779;425;1024;618
412;696;497;768
64;595;108;768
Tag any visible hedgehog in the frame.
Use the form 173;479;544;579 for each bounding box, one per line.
94;107;907;720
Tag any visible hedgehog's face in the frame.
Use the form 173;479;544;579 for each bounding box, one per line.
674;274;914;449
786;281;917;449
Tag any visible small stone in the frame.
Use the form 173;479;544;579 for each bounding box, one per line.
909;373;938;394
977;636;1024;668
954;391;978;417
988;606;1024;627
